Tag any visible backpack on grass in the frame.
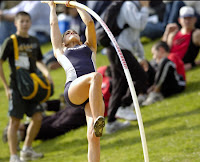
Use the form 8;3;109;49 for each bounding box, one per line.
10;34;54;103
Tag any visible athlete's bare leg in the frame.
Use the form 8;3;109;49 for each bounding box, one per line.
68;72;105;120
85;103;100;162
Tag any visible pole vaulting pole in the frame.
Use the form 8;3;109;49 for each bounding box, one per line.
48;1;149;161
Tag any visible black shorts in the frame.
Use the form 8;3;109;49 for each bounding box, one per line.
64;81;89;109
8;89;44;119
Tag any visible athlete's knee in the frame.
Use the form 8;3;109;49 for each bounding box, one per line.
87;126;93;141
91;72;103;85
87;126;98;143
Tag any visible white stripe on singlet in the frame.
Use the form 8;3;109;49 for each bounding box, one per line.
56;54;77;83
91;52;97;72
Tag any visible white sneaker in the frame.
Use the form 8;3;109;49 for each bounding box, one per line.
10;155;23;162
20;148;44;161
137;94;147;105
106;120;131;134
115;106;137;121
142;92;164;106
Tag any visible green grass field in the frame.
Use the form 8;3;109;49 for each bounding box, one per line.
1;40;200;162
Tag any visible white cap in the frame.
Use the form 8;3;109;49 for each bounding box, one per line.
179;6;195;18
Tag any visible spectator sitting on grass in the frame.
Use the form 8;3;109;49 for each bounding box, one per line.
162;6;200;71
141;1;185;40
141;41;186;106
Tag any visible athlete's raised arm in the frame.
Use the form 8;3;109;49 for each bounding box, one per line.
75;7;97;53
42;1;63;58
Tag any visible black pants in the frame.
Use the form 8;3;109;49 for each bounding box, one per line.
106;46;148;122
24;104;86;140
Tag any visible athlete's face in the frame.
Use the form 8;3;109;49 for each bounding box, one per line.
15;15;31;34
63;29;81;46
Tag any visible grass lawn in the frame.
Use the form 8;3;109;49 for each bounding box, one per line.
1;40;200;162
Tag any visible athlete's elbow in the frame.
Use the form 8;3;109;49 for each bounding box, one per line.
86;19;94;26
50;20;58;26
